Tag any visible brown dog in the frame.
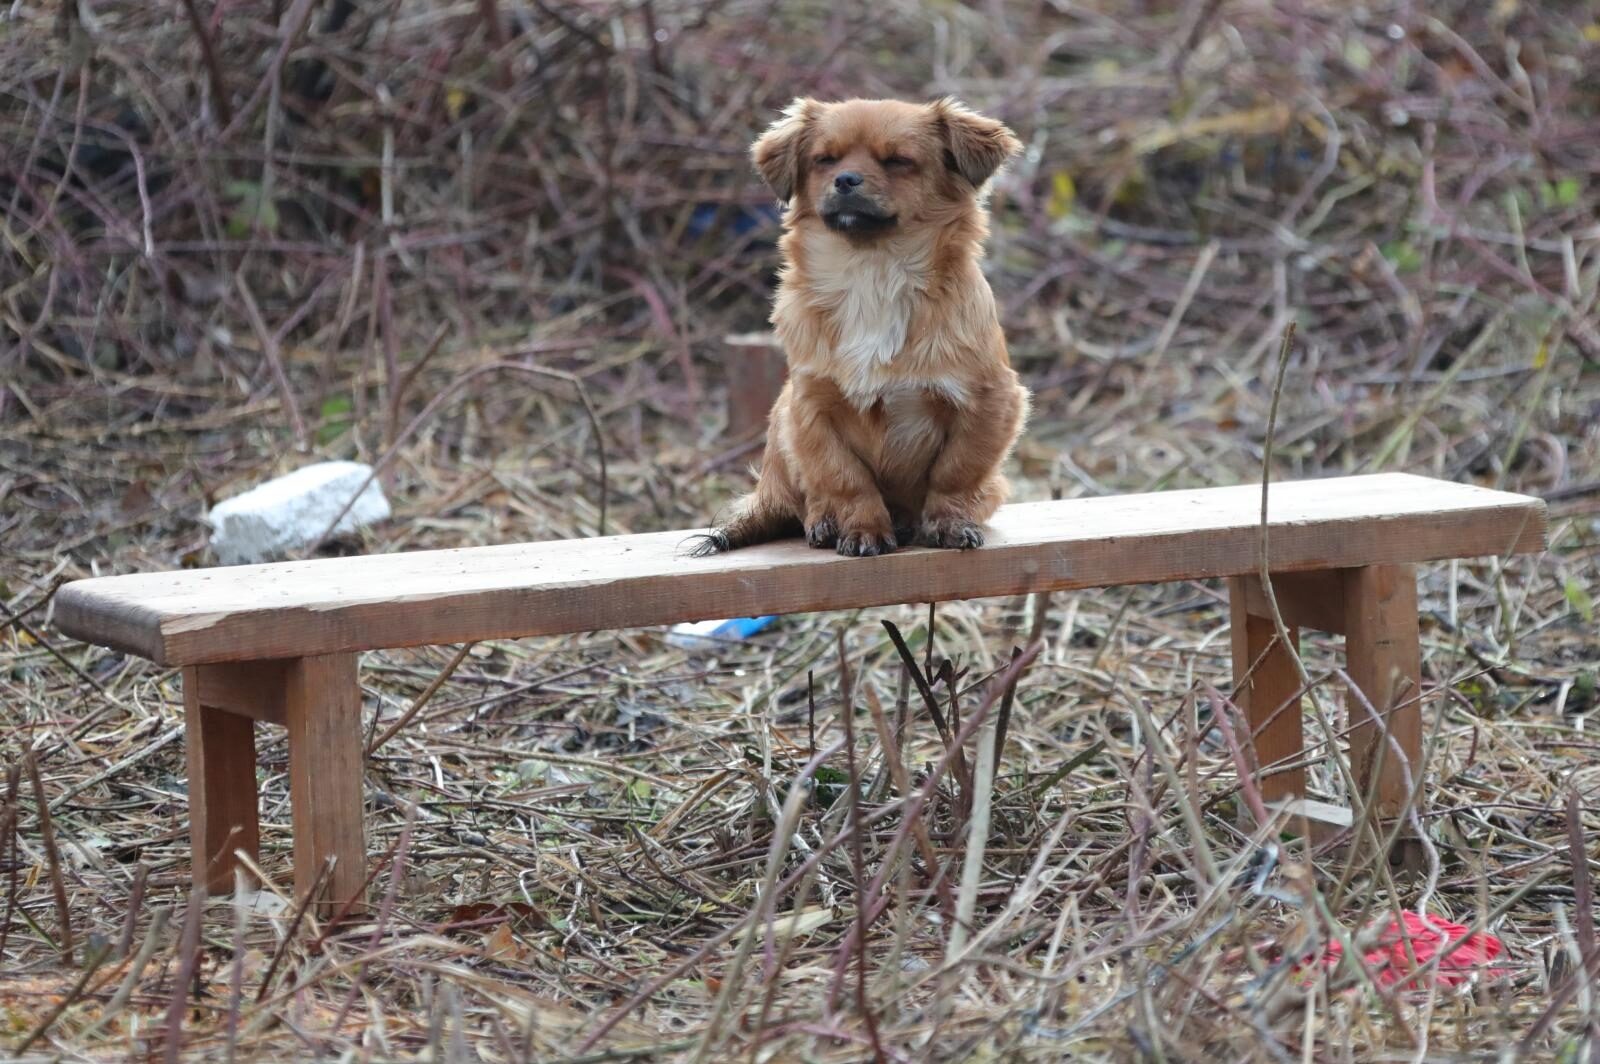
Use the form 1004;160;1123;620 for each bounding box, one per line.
698;97;1031;557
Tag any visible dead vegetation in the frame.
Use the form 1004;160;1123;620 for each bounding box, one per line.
2;0;1599;1059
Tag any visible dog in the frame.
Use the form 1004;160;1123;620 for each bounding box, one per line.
696;97;1031;557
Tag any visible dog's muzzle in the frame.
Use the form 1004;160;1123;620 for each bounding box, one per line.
820;191;898;236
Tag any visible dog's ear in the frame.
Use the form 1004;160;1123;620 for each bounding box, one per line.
752;98;819;203
934;98;1022;187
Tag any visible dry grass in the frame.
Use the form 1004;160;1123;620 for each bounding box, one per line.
2;0;1599;1059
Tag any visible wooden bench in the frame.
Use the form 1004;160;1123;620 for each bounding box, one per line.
54;473;1546;909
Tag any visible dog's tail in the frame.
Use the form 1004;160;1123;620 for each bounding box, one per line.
688;493;801;556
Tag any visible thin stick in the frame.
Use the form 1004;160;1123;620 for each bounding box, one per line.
236;276;308;446
837;632;888;1062
881;620;964;778
388;322;451;423
162;886;209;1064
25;751;73;962
1255;320;1296;660
947;668;1002;960
117;862;150;959
1571;788;1597;981
992;645;1024;766
1150;239;1218;365
226;870;248;1063
1206;689;1271;828
864;683;955;917
367;642;477;755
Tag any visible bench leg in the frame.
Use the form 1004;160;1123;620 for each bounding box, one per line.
1227;579;1305;808
284;653;367;913
1342;564;1424;827
183;668;261;893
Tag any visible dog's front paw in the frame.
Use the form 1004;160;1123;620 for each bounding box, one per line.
805;514;839;549
918;517;984;550
836;528;898;557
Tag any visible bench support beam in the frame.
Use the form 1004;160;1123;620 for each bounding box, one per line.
194;660;290;724
1236;570;1346;635
283;654;367;913
1230;565;1425;861
1228;581;1305;809
184;669;261;894
1342;564;1424;827
183;655;367;914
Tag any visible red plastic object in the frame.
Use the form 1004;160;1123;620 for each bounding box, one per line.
1321;911;1509;989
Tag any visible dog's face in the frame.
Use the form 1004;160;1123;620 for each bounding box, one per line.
752;98;1021;239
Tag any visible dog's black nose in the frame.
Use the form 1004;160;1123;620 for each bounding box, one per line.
834;171;864;192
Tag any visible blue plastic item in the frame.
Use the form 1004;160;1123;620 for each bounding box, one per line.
666;615;777;650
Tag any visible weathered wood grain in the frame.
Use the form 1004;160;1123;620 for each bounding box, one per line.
1343;563;1425;822
183;669;261;893
194;660;290;724
1237;570;1348;634
56;474;1546;666
1228;580;1305;807
284;654;366;912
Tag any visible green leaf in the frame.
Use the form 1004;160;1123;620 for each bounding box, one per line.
793;765;847;809
224;179;280;237
1539;178;1581;209
1380;239;1422;273
317;394;354;445
1566;578;1595;624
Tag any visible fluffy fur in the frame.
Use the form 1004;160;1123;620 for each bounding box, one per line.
698;97;1031;557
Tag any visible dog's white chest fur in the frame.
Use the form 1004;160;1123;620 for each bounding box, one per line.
805;232;933;407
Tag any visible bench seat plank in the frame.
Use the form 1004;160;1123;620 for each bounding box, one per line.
55;473;1545;666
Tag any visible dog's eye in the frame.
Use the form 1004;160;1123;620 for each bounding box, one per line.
814;154;838;166
883;155;916;170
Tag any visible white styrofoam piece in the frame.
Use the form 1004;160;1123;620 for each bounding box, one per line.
206;461;391;565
